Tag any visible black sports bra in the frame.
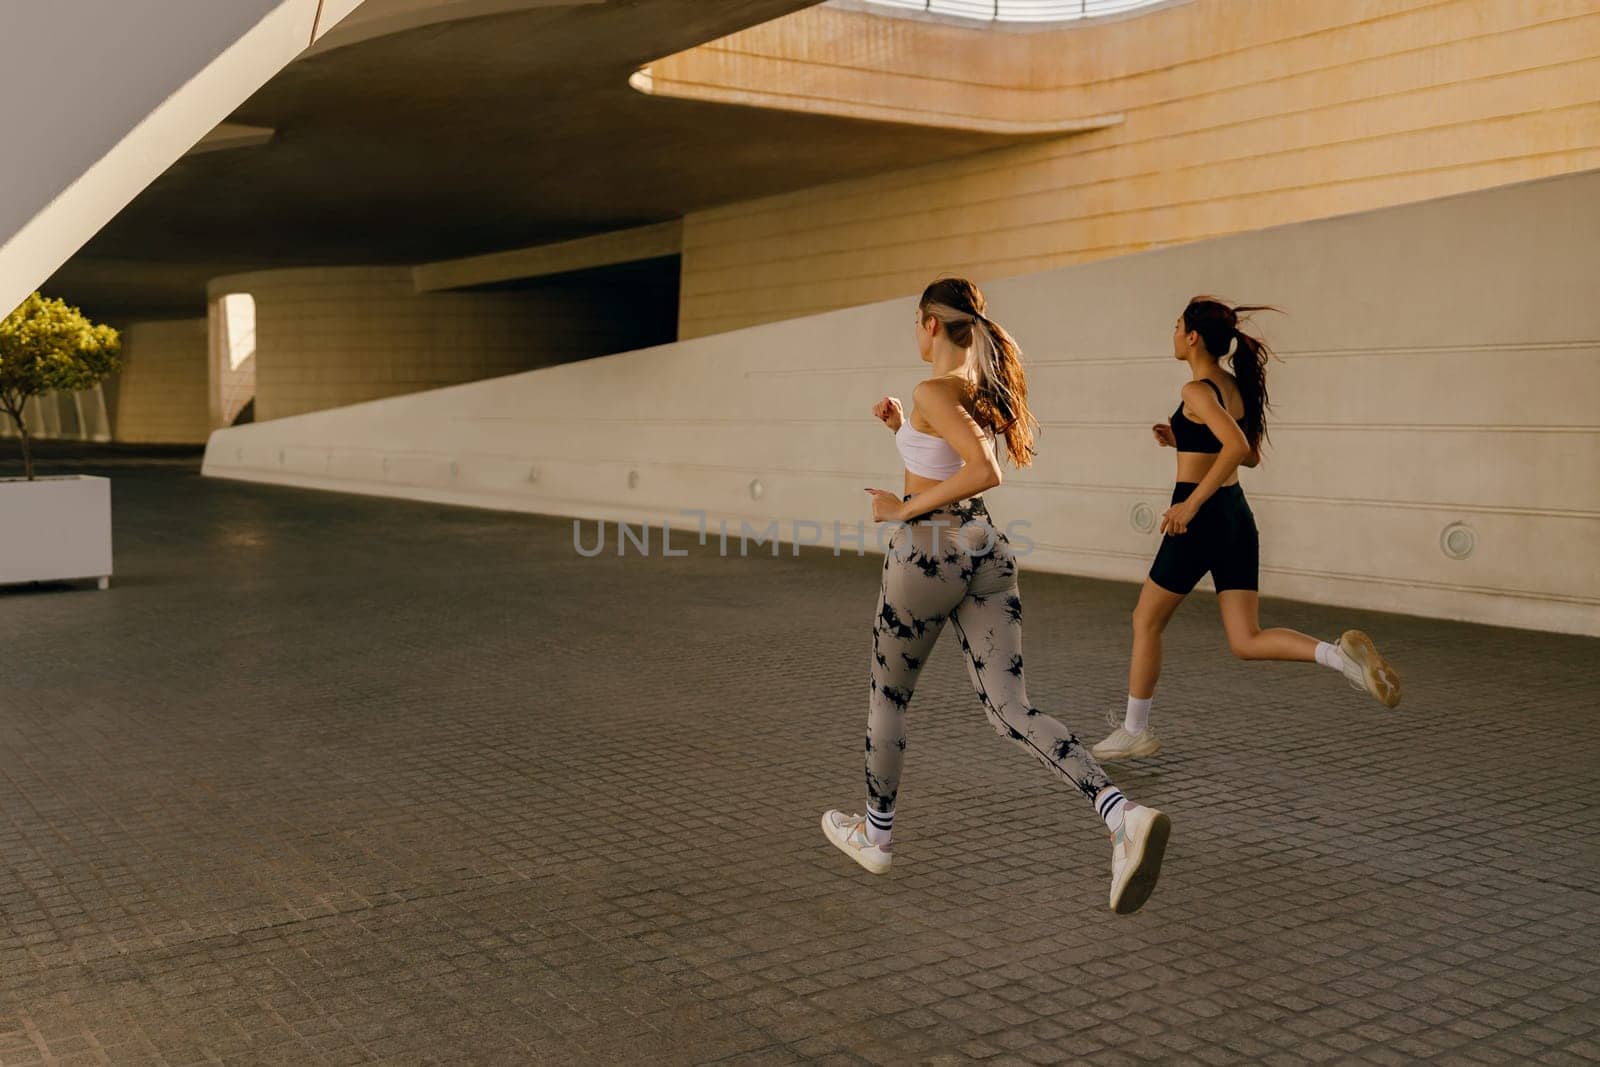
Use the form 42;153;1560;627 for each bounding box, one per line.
1171;379;1247;454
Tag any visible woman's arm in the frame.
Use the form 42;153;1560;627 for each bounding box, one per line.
1161;381;1250;534
872;396;904;432
869;379;1000;521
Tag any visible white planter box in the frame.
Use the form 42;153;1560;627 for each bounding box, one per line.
0;475;113;588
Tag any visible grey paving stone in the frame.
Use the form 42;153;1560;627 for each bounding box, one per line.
0;446;1596;1065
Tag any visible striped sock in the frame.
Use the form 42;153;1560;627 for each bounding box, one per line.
865;807;893;845
1095;787;1128;833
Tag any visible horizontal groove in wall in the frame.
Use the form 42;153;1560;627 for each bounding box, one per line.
462;412;1600;436
1022;539;1600;606
683;211;1594;316
1014;480;1600;520
209;448;1600;522
678;137;1600;294
686;96;1600;247
227;455;1600;609
1256;562;1600;607
742;340;1600;374
682;151;1600;291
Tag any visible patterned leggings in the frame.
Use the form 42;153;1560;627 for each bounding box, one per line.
866;496;1113;817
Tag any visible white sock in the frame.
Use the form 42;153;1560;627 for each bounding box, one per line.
1123;695;1153;734
1095;787;1128;833
1314;641;1345;672
865;807;893;846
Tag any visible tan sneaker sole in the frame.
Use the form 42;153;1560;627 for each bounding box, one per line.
1340;630;1402;708
1091;735;1163;761
820;812;892;875
1111;807;1170;915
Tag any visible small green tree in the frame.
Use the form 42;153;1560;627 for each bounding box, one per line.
0;292;121;481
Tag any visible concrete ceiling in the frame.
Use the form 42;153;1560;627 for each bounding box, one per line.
49;0;1015;321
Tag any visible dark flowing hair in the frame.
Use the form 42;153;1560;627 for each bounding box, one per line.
918;277;1038;468
1182;296;1281;448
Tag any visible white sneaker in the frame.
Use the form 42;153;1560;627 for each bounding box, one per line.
1091;708;1162;761
1108;804;1170;915
820;810;892;875
1338;630;1402;708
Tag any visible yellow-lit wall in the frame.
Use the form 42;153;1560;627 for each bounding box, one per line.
677;0;1600;337
208;267;664;423
113;318;211;443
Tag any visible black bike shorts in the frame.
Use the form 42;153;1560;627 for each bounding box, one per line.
1148;482;1259;595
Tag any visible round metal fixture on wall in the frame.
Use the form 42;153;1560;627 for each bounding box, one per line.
1130;501;1158;534
749;478;765;501
1440;522;1477;561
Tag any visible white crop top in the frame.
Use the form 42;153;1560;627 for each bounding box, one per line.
896;414;993;480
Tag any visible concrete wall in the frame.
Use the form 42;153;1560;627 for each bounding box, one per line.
209;267;664;423
202;169;1600;636
113;319;212;444
676;0;1600;337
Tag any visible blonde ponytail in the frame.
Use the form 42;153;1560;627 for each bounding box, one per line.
919;280;1039;467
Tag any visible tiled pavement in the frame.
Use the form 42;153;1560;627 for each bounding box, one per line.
2;446;1596;1065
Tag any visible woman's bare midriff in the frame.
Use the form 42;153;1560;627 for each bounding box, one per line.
905;457;1234;496
1175;451;1240;487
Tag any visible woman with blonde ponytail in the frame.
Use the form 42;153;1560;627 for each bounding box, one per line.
1091;297;1404;764
820;277;1169;915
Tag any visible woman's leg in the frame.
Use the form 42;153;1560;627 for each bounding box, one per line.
1217;591;1402;706
1216;590;1319;661
823;521;968;875
863;523;967;827
1100;505;1209;760
1091;580;1186;760
946;546;1113;808
863;563;952;827
948;545;1169;914
1130;579;1186;700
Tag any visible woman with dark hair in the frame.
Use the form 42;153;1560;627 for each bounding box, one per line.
821;278;1169;915
1091;297;1402;763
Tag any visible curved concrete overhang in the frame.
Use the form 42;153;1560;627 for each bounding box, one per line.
181;0;613;162
303;0;607;57
629;67;1123;138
